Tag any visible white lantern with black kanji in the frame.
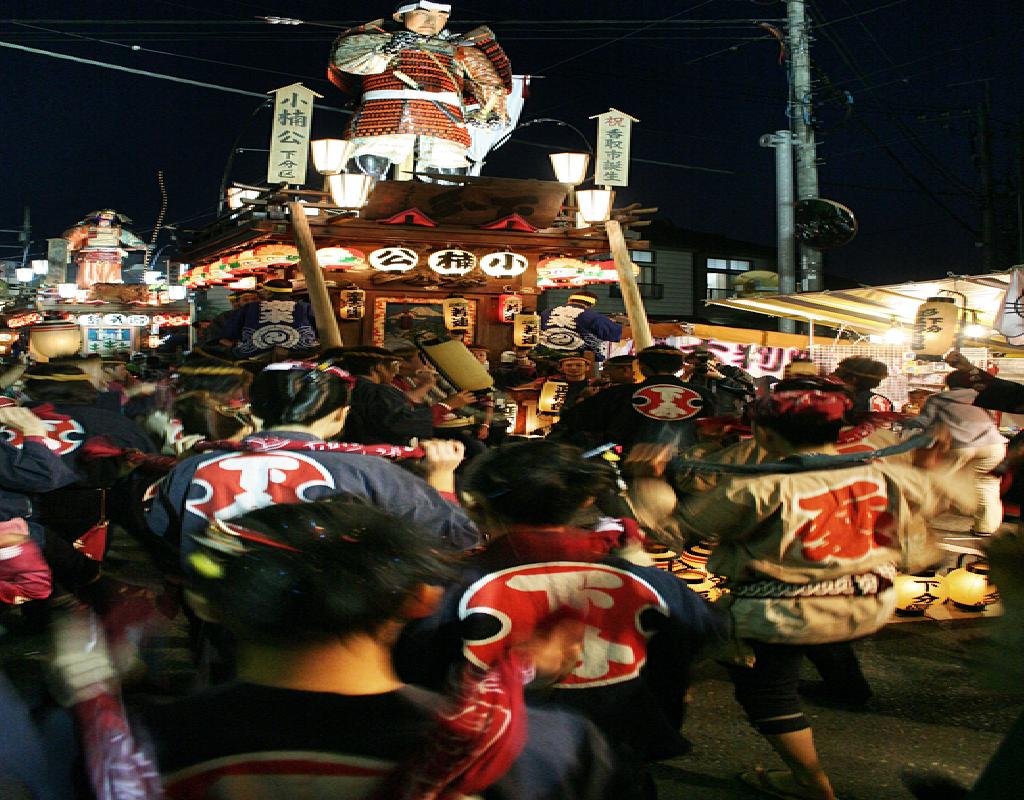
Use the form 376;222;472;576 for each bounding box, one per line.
369;247;419;273
513;313;541;347
337;289;366;320
428;249;477;277
480;251;528;278
911;296;959;360
893;573;948;615
538;380;569;415
443;297;471;331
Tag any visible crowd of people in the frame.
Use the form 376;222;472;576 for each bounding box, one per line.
0;296;1022;800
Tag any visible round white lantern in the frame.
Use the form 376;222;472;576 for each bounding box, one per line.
945;563;999;610
480;251;528;278
428;249;477;277
29;321;82;359
893;573;948;615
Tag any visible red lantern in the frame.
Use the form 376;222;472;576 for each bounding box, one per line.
498;294;523;323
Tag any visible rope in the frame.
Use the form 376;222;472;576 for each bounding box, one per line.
143;170;168;268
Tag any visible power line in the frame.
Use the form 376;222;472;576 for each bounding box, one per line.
0;40;350;113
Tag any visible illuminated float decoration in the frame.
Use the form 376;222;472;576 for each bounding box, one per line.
513;313;541;347
29;320;82;359
537;380;570;415
317;247;368;271
498;294;523;323
337;288;367;320
369;247;419;273
429;249;477;277
415;332;493;393
480;251;528;278
443;297;472;331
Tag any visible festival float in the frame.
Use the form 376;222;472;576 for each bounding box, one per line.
179;2;656;433
2;208;193;359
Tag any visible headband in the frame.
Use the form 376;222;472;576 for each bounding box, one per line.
755;389;852;423
175;366;246;376
263;284;293;294
396;1;451;13
263;361;356;385
23;373;93;382
568;294;598;306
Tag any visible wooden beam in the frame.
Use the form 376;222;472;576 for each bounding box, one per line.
606;220;653;350
287;202;342;350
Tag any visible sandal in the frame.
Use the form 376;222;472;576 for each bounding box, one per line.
738;767;835;800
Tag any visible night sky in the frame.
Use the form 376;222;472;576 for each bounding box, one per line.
2;0;1022;285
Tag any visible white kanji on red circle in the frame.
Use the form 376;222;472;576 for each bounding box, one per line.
459;563;669;688
185;452;336;521
631;384;704;420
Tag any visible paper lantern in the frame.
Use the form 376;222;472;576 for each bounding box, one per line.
428;249;477;276
443;297;472;331
538;380;569;415
479;251;528;278
317;247;367;271
678;541;715;570
58;283;78;299
254;244;300;267
29;320;82;358
911;296;959;360
311;138;351;175
328;173;374;209
675;569;723;602
513;313;541;347
369;247;418;273
893;573;948;614
945;563;999;610
498;294;523;323
647;544;679;572
577;188;615;223
337;289;366;320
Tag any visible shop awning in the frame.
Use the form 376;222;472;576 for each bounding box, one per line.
706;272;1023;352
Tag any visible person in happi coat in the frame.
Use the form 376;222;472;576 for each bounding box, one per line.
537;291;625;364
218;280;318;359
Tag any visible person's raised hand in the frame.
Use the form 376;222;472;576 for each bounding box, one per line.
443;390;476;410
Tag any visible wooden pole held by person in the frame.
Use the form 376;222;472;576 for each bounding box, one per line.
605;219;653;350
288;201;342;350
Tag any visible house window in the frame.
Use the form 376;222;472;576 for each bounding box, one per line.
706;257;753;298
630;250;655;264
609;262;664;300
707;257;751;272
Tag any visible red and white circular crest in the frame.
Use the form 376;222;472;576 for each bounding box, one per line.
185;452;337;522
458;562;669;689
631;384;704;420
0;418;86;455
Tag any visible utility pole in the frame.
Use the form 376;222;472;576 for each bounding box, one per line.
977;82;995;270
18;206;31;267
761;131;797;334
786;0;823;291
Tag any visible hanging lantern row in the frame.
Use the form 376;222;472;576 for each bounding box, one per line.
443;297;471;331
513;313;540;347
911;296;959;360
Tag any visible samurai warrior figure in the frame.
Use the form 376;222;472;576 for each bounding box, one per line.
62;210;147;288
327;1;512;180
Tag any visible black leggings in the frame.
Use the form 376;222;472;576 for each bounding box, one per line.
726;640;868;735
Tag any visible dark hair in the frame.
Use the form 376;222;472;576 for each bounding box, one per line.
190;497;454;643
250;363;352;427
752;377;850;447
22;363;98;405
945;370;975;390
464;440;614;525
637;345;685;375
334;346;400;378
262;278;293;294
604;355;635;367
173;356;251;399
835;357;888;390
173;391;253;440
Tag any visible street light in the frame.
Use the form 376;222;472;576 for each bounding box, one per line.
31;259;49;276
328;173;374;210
576;189;615;224
311;139;351;176
15;267;33;283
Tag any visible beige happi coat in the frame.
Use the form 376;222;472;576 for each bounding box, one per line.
669;461;972;644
